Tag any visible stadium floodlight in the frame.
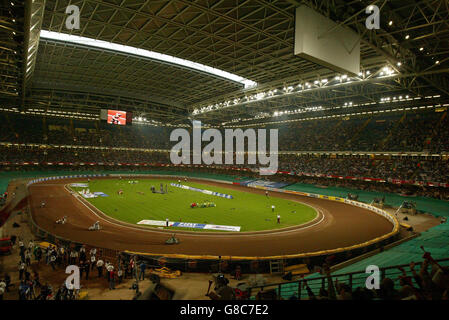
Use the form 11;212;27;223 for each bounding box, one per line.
39;30;257;89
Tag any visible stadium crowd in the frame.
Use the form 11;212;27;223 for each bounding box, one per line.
0;145;448;200
2;236;447;300
0;236;150;300
290;250;449;301
278;156;449;183
1;145;447;183
1;110;448;201
1;110;449;152
275;111;446;152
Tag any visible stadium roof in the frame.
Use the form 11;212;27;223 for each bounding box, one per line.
1;0;448;125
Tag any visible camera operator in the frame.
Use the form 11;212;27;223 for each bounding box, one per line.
207;274;236;300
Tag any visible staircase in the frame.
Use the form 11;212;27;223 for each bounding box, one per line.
4;113;16;140
378;112;407;150
347;117;372;149
427;111;447;150
42;116;47;143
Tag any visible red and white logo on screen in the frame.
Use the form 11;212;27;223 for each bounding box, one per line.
107;110;127;125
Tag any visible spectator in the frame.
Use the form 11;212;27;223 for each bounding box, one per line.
109;269;116;290
139;261;147;281
96;259;104;278
18;261;26;280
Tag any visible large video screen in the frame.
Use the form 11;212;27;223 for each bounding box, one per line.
107;110;127;125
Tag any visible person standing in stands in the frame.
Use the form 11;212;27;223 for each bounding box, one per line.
108;269;116;290
96;258;104;278
84;261;90;280
139;261;147;281
25;250;32;266
89;248;97;270
72;249;79;265
35;246;42;264
89;247;97;257
125;262;132;279
57;246;64;267
117;268;123;284
32;271;40;290
49;254;56;270
106;262;114;281
10;235;16;246
4;273;11;293
79;261;84;279
79;245;86;262
130;256;137;280
19;240;25;262
18;281;28;300
90;253;96;271
45;247;50;265
18;261;26;280
28;240;34;251
69;249;76;265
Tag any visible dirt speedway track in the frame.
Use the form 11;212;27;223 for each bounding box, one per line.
27;177;394;258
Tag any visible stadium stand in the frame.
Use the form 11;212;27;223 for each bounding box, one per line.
1;0;449;305
256;222;449;300
2;110;449;152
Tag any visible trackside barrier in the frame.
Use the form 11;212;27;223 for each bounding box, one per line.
24;174;400;274
26;174;109;187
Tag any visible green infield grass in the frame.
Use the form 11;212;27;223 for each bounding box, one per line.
70;178;317;232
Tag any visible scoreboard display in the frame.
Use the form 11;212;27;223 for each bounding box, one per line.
100;109;133;125
108;110;126;125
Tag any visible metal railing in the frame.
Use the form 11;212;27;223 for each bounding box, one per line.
248;257;449;300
